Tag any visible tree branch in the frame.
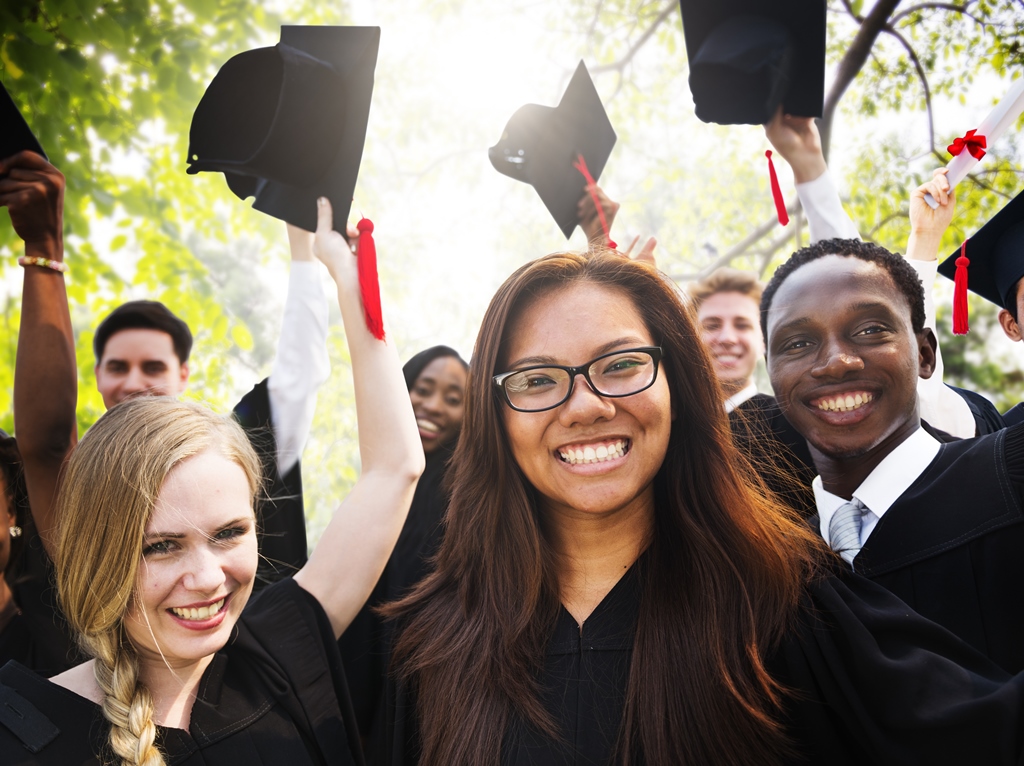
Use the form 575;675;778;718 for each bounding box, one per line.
590;2;677;75
890;1;985;26
838;0;865;22
820;0;904;159
666;198;804;281
881;25;935;154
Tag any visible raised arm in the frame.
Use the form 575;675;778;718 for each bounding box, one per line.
577;182;620;247
904;168;978;437
293;199;424;638
764;107;860;242
1;151;76;556
266;224;331;477
577;184;658;264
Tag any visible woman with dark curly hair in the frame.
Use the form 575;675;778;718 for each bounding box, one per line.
382;249;1024;766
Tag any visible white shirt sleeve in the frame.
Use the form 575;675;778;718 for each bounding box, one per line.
795;170;861;243
267;261;331;477
908;259;977;438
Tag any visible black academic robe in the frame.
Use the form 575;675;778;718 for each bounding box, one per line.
381;556;1024;765
729;393;817;517
2;518;78;676
948;384;1005;435
233;378;308;588
849;420;1024;674
340;441;454;749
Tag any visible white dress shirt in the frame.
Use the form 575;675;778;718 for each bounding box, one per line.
724;382;760;413
796;170;862;242
266;261;331;476
813;427;942;549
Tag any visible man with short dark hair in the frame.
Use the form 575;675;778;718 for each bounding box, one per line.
91;300;193;406
764;236;1024;673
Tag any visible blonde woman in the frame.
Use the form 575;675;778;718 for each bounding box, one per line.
0;198;424;765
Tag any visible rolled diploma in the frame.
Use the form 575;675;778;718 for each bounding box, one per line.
925;77;1024;208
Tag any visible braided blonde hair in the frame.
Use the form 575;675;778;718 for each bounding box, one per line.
55;398;260;766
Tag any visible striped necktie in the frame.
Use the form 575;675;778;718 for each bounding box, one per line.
828;497;869;567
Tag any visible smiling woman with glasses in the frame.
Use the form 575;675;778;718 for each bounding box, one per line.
382;249;1024;766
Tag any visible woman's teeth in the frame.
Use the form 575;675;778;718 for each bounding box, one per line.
559;439;628;465
816;392;873;412
171;598;225;621
417;418;440;433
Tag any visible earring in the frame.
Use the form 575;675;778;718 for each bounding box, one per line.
8;526;21;538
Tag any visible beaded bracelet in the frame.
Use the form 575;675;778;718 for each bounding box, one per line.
17;256;69;274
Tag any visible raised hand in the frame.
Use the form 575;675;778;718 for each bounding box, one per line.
0;150;64;252
907;169;954;262
764;106;827;185
577;183;620;245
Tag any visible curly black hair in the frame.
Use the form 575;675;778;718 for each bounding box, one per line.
760;238;926;345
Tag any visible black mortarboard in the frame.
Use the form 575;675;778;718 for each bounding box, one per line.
679;0;827;125
938;190;1024;321
1;82;47;162
186;26;379;233
488;61;617;239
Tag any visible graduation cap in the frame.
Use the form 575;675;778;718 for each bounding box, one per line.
1;82;47;162
488;61;617;239
679;0;827;125
186;26;379;233
938;190;1024;334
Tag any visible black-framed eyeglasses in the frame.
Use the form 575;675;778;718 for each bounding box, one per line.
493;346;663;413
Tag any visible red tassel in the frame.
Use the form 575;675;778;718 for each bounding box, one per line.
952;240;970;335
573;154;616;250
766;150;789;226
356;218;385;340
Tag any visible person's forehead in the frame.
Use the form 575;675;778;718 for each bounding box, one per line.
504;282;650;366
768;256;907;332
697;290;760;321
102;328;179;361
416;356;466;387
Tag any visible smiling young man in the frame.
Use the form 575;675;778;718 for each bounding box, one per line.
763;237;1024;673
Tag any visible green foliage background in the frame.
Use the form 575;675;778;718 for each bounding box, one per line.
2;0;1022;542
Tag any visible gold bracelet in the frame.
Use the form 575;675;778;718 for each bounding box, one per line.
17;256;68;274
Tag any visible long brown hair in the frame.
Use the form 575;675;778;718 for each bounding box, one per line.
387;251;827;765
55;398;261;766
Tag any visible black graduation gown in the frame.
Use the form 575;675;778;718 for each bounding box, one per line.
382;558;1024;765
948;384;1006;435
848;420;1024;673
1;519;78;676
729;393;817;517
233;378;309;589
0;579;363;766
340;442;454;747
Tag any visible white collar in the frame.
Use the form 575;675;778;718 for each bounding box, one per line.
723;382;759;413
812;427;941;547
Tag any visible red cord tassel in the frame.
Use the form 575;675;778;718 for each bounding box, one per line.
573;153;616;250
952;240;970;335
356;218;385;341
766;150;789;226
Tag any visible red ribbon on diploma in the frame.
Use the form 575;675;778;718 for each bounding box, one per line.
947;129;987;160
